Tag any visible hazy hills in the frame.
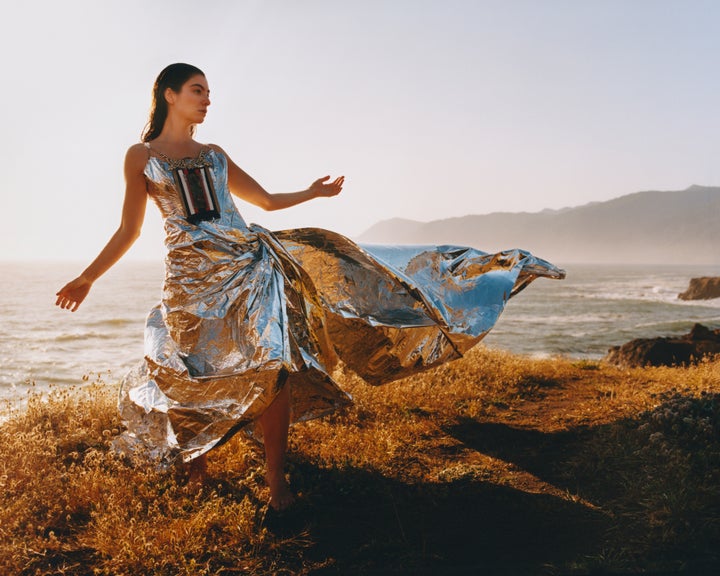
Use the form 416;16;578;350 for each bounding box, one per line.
357;185;720;265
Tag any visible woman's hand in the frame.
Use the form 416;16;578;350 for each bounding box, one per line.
219;143;346;209
55;275;93;312
309;175;344;198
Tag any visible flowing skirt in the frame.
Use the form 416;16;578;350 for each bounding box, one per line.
114;226;565;463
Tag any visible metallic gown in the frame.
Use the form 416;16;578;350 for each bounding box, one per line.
115;146;565;463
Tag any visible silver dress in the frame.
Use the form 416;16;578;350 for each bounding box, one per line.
116;145;565;463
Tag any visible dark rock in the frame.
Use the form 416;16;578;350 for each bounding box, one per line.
678;277;720;300
605;323;720;367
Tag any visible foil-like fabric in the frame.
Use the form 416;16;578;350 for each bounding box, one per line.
115;147;565;463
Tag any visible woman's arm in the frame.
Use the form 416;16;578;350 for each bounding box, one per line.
55;144;149;312
210;144;344;211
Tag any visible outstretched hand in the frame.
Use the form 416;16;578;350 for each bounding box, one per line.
309;175;344;198
55;275;92;312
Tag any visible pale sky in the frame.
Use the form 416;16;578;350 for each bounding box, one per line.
1;0;718;261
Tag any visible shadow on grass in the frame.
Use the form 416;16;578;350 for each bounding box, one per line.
447;418;593;491
270;458;607;575
444;397;720;575
264;393;720;575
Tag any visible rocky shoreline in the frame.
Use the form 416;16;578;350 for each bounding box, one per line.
678;276;720;300
604;277;720;367
605;323;720;367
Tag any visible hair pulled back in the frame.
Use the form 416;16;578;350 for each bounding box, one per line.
141;63;206;142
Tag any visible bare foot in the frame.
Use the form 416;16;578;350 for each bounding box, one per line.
186;454;207;488
266;471;295;511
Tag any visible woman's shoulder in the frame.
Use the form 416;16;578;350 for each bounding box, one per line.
126;142;150;160
206;143;227;157
124;143;151;172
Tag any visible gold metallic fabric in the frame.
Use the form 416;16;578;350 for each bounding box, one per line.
115;147;565;463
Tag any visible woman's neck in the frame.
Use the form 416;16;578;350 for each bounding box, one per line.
154;117;195;145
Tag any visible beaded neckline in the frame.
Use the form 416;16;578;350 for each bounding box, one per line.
144;142;212;169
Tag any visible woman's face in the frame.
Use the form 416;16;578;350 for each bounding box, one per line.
167;74;211;125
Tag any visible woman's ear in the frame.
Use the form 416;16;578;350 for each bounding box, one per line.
164;87;176;105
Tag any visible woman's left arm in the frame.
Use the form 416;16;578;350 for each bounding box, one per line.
210;144;344;211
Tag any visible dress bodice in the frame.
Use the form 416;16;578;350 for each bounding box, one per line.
144;146;248;233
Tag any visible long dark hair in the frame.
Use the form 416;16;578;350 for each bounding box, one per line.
141;63;206;142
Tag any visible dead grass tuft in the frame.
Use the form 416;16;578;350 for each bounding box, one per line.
2;349;719;574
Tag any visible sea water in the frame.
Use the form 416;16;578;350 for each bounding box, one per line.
482;263;720;357
1;261;719;405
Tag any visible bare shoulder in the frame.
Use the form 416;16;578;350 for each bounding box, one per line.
207;144;242;171
125;142;148;161
124;143;149;177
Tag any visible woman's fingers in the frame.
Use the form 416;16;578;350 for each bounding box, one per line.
55;277;90;311
55;293;75;311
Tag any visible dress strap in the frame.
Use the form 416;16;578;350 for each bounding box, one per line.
144;142;172;163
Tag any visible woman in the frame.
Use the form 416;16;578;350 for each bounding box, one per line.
56;63;564;511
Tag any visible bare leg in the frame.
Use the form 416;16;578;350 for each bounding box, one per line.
186;453;207;487
258;382;294;510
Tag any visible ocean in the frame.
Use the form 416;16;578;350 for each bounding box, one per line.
1;260;719;406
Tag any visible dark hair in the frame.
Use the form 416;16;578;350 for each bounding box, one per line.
141;63;206;142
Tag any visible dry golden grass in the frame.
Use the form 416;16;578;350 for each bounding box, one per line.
2;348;719;575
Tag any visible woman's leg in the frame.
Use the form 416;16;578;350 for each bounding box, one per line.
258;382;294;510
186;453;208;486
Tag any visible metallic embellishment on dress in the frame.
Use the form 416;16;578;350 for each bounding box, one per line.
173;165;220;223
146;146;220;224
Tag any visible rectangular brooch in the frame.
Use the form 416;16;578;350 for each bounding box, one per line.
173;165;220;224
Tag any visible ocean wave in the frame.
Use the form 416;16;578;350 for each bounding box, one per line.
632;317;720;332
83;317;142;328
673;298;720;309
53;332;126;342
578;290;720;309
506;313;626;325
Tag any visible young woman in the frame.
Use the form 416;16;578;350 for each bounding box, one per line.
56;63;564;511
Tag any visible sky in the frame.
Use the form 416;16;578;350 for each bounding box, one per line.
1;0;718;261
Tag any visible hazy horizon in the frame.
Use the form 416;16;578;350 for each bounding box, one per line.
2;183;718;264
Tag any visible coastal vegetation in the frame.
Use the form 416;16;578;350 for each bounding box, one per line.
2;347;719;574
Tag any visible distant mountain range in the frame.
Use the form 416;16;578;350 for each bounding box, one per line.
357;185;720;265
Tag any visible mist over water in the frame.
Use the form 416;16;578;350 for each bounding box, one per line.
1;261;719;405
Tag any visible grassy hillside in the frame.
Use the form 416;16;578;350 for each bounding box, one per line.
2;348;719;574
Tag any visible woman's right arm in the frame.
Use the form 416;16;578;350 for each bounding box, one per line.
55;144;149;312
